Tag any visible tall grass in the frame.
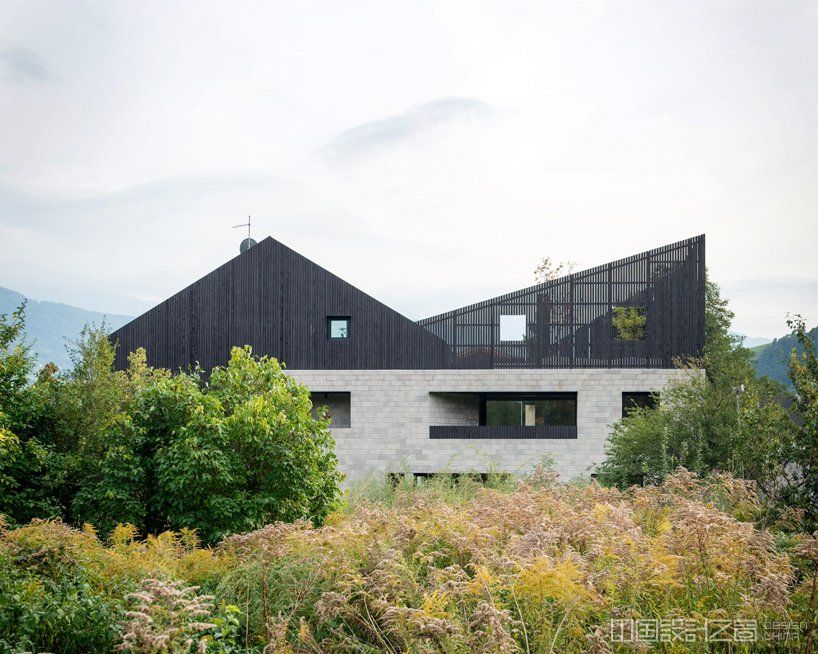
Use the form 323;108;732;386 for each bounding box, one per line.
1;470;816;652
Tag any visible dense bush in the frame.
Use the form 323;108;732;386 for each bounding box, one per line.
1;471;816;653
0;517;240;653
75;346;343;543
0;305;342;543
596;280;818;530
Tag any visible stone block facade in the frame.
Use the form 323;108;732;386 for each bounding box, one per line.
288;368;698;483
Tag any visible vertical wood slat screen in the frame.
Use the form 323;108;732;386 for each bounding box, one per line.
418;235;705;369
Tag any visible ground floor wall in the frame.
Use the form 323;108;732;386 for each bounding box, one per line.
287;368;698;483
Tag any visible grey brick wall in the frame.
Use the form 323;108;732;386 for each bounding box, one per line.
287;369;699;483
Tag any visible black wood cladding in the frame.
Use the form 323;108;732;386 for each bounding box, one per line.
110;235;705;372
418;235;705;369
110;237;450;371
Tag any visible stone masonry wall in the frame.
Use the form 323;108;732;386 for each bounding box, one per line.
287;368;698;483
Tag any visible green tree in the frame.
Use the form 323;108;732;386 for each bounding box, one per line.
784;315;818;528
597;277;790;490
78;347;342;542
611;306;646;341
0;304;66;523
0;303;32;422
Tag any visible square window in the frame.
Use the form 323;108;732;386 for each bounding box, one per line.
328;316;350;339
622;392;658;417
311;392;351;428
612;306;646;341
499;314;526;341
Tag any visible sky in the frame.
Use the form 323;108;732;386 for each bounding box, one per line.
1;0;816;339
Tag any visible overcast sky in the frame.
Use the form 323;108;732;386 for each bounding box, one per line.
1;1;816;338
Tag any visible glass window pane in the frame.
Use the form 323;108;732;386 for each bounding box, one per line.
485;394;576;427
328;317;349;339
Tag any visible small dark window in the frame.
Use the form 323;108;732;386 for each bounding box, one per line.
328;316;350;339
622;392;658;417
311;392;351;428
612;306;646;341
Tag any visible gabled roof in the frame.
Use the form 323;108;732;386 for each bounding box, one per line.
110;236;450;371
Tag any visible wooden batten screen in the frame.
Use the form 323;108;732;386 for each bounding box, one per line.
418;235;705;369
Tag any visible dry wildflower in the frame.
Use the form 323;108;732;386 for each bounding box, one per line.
662;466;701;497
116;578;216;652
315;591;350;620
515;554;593;607
296;616;321;651
220;519;312;556
9;469;799;653
745;571;794;610
584;625;615;654
467;601;520;653
522;461;560;489
380;604;460;640
799;532;818;563
263;614;292;654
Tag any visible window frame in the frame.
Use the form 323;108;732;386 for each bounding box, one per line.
621;391;658;417
327;316;351;340
478;392;577;427
611;305;647;341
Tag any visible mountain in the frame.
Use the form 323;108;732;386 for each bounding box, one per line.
743;336;773;349
752;327;818;390
0;287;132;372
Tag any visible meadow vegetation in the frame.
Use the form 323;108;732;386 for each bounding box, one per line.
3;469;818;652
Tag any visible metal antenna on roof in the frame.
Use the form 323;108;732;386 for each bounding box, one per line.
234;216;257;254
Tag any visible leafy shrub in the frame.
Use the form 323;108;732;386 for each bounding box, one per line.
2;304;343;543
75;346;342;543
0;519;126;653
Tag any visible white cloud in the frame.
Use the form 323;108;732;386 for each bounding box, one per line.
0;0;816;337
322;98;492;161
0;45;49;81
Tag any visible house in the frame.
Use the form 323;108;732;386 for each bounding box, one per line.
109;234;705;481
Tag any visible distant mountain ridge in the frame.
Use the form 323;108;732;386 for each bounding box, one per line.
752;327;818;389
743;336;772;349
0;287;132;372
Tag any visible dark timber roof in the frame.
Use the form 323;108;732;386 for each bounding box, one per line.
110;237;450;371
110;234;705;371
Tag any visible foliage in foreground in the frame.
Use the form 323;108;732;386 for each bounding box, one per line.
0;304;342;543
597;280;818;530
2;470;817;653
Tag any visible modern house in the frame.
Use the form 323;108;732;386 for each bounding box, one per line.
110;234;705;481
